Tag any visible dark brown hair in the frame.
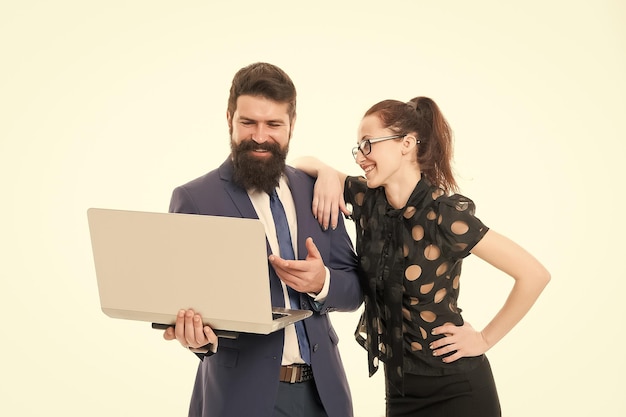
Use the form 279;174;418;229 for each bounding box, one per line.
364;96;457;192
227;62;297;122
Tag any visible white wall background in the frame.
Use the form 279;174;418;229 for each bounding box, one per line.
1;1;624;416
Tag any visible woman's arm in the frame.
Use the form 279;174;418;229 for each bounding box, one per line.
430;229;550;362
291;156;350;230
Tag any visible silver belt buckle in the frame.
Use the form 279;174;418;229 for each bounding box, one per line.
290;366;298;383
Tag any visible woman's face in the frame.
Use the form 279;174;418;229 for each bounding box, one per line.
355;115;405;189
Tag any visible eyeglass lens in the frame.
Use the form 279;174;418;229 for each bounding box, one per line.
352;140;370;159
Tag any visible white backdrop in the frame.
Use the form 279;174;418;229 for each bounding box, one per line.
1;1;624;416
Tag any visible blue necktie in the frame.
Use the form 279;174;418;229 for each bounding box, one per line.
269;189;311;364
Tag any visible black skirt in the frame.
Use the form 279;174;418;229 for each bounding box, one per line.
385;356;501;417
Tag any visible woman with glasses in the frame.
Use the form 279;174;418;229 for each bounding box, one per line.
293;96;550;417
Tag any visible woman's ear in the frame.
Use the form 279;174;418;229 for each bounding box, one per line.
401;134;419;154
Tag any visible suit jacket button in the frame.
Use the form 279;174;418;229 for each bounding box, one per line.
313;344;319;352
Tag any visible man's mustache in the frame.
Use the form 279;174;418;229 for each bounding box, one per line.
236;139;281;154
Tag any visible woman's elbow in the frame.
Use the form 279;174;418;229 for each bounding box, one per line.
536;266;551;290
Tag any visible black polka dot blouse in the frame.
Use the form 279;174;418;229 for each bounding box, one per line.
345;175;489;394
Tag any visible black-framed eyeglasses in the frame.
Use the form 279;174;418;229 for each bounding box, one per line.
351;134;406;159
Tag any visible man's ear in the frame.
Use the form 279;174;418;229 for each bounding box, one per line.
226;111;233;129
288;115;297;139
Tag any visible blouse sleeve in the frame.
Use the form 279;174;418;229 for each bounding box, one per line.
343;176;368;221
434;194;489;259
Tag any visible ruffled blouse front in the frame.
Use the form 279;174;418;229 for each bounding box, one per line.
344;176;489;393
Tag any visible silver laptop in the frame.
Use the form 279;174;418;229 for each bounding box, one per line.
87;208;312;335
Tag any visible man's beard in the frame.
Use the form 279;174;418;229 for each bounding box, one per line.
231;139;289;194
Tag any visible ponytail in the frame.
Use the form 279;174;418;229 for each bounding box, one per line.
409;97;457;193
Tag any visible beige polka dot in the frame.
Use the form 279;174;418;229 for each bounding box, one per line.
456;201;470;211
403;244;409;257
420;310;437;322
420;282;434;294
405;264;422;281
438;214;443;225
412;225;424;241
451;220;470;235
436;262;449;276
420;327;427;339
452;242;468;252
411;341;423;351
410;297;419;305
434;288;447;303
378;343;386;354
402;308;411;320
432;189;444;200
404;206;416;219
355;192;365;206
426;210;437;220
448;302;458;313
424;244;441;260
452;275;460;289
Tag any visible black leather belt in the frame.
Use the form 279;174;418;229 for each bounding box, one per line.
279;364;313;383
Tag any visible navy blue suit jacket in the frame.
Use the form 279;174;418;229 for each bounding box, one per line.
169;157;362;417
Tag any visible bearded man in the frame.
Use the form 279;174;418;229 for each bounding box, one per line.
162;62;362;417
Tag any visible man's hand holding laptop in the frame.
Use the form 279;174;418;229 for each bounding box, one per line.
163;309;218;355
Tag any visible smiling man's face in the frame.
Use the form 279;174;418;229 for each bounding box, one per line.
228;95;295;193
